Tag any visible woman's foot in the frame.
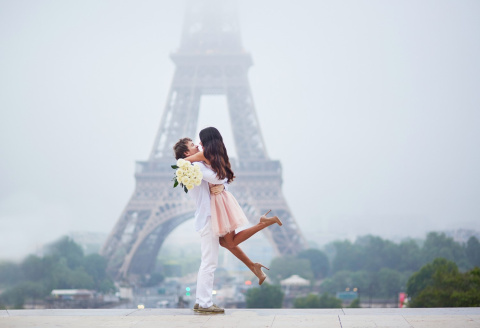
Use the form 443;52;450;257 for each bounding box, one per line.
260;210;283;226
252;263;269;285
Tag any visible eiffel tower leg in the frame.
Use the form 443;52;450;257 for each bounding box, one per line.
227;86;267;160
223;83;308;255
118;209;194;278
237;189;307;256
101;167;199;279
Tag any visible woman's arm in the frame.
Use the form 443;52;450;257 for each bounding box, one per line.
184;151;207;163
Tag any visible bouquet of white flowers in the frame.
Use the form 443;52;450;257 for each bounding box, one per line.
171;158;203;193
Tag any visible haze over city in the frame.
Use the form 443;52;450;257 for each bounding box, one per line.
1;0;479;260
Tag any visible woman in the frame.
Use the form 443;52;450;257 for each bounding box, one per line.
185;127;282;285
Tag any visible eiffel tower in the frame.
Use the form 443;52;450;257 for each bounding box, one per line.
101;0;308;279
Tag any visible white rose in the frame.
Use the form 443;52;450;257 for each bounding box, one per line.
177;158;186;167
181;160;191;168
181;176;190;185
186;183;194;190
176;169;183;177
194;178;202;186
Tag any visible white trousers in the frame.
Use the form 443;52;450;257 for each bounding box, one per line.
196;219;219;308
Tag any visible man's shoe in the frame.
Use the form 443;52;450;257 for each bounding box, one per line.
196;304;225;313
194;303;219;311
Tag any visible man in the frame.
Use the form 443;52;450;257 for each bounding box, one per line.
173;137;226;314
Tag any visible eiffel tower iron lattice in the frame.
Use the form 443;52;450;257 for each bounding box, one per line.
101;0;308;279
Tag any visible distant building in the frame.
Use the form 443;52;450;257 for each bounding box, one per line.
47;289;120;309
51;289;94;300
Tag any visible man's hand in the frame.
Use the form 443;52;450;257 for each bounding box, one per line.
210;184;225;195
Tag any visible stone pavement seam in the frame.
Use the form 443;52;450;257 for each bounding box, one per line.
270;314;276;327
401;315;413;328
132;315;148;327
126;309;140;316
337;314;343;328
200;314;213;327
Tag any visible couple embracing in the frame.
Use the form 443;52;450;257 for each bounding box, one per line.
173;127;282;313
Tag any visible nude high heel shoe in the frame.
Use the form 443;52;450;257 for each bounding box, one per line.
260;210;283;226
252;263;269;285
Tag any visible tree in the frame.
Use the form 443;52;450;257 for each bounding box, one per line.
21;255;44;282
407;258;457;301
83;254;107;281
320;270;369;296
317;292;342;308
407;258;480;307
293;293;342;309
298;249;330;279
0;281;45;309
268;256;313;283
466;236;480;268
348;298;361;308
294;293;321;308
0;261;22;286
46;236;84;269
246;283;284;308
83;254;115;292
421;233;468;270
355;236;399;272
0;236;116;308
320;270;351;294
397;239;423;272
378;268;403;304
294;292;342;308
330;240;362;273
329;236;401;274
350;270;369;293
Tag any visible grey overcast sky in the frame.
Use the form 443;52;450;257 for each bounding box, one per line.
1;0;479;260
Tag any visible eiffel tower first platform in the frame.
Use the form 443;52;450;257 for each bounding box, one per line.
101;0;308;279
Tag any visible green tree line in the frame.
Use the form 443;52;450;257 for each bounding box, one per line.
407;258;480;307
252;232;480;308
0;237;115;308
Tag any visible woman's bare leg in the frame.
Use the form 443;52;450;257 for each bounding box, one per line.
217;212;281;284
227;212;282;247
220;234;254;272
220;232;269;285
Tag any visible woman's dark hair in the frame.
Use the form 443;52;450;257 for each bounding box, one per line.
199;127;235;183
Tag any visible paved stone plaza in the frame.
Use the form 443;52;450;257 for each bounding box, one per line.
1;308;480;328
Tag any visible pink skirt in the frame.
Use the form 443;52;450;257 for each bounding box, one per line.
210;190;249;237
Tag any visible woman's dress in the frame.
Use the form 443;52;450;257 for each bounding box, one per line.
210;183;249;237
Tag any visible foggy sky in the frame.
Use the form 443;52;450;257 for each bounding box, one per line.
1;0;479;260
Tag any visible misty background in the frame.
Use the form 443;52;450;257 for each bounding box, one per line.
1;0;479;260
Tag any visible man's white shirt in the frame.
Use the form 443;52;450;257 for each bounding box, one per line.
188;161;227;232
